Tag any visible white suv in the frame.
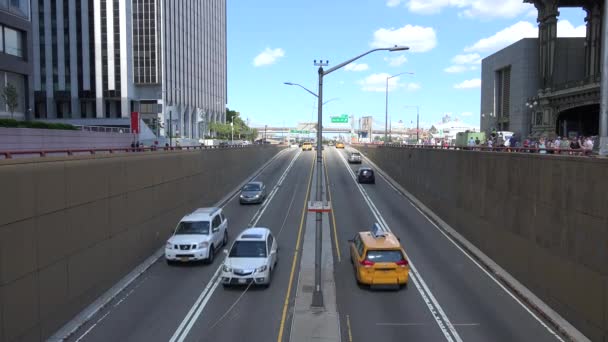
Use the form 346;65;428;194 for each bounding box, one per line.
221;227;278;288
165;207;228;265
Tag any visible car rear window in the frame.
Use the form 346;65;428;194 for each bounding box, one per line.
175;221;210;235
365;250;404;263
361;169;373;175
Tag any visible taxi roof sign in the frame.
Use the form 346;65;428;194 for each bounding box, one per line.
371;223;388;238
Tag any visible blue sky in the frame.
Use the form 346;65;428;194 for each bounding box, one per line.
226;0;586;130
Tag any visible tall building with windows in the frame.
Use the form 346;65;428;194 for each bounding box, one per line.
32;0;227;140
0;0;33;120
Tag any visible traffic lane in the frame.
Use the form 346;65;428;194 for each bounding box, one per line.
325;147;449;342
67;148;298;342
182;152;315;342
341;148;561;342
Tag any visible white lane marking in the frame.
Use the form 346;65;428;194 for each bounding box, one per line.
409;205;566;341
335;149;462;342
74;312;111;342
169;149;302;342
355;150;566;342
64;149;294;342
375;322;426;326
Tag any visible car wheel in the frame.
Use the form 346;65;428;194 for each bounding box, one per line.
223;232;228;247
206;245;215;264
263;269;272;289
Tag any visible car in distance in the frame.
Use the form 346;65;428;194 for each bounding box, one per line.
356;167;375;184
336;142;345;149
302;142;313;151
348;152;362;164
349;223;409;289
239;181;267;204
165;207;228;265
221;227;278;288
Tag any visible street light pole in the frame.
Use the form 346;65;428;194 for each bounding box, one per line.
231;118;234;144
385;72;413;142
311;46;409;308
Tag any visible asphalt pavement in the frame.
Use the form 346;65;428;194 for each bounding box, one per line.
328;146;563;342
62;145;567;342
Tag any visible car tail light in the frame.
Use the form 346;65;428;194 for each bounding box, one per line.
396;259;409;267
360;259;375;267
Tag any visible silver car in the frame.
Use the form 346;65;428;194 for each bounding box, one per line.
239;181;267;204
348;152;362;164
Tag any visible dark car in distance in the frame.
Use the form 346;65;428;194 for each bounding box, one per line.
357;167;375;184
239;181;267;204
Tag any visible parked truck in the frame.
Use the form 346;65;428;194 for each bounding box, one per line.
455;131;486;147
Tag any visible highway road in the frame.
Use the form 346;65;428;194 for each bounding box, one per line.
64;145;566;342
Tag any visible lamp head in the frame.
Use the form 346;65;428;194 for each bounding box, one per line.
389;45;409;52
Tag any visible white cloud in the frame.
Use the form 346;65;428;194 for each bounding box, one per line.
358;73;401;92
444;65;468;73
385;55;408;67
452;53;481;65
464;20;585;54
406;83;421;91
406;0;533;19
557;20;587;37
460;111;473;116
444;53;481;73
464;21;536;53
454;78;481;89
371;24;437;53
386;0;403;7
344;62;369;72
253;47;285;67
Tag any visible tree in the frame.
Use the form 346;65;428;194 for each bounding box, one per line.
2;83;19;119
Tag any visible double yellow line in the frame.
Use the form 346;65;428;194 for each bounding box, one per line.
276;154;315;342
276;150;343;341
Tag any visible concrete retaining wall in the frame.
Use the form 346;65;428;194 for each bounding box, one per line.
357;145;608;342
0;127;134;151
0;146;282;342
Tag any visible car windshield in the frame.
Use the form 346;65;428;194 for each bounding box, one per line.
242;184;261;191
174;221;210;235
366;250;404;263
229;241;267;258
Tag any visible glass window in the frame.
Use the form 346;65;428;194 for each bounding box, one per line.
174;221;210;235
229;241;267;258
0;71;25;115
212;215;221;231
4;27;22;57
365;250;405;263
242;183;261;191
267;234;274;253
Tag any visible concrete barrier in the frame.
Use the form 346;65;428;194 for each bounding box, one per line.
0;146;282;342
0;127;134;151
356;145;608;342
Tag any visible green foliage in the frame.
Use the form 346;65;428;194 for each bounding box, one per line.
0;118;78;130
1;83;18;116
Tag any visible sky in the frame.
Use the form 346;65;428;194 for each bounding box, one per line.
226;0;587;130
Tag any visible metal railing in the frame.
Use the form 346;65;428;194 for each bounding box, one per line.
354;143;595;157
74;125;132;134
0;144;264;159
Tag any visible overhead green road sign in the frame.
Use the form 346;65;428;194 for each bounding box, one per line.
331;114;349;123
290;129;300;133
290;129;311;134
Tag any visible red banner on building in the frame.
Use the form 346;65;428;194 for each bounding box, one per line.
130;112;139;134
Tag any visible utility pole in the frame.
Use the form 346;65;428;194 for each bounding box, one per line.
264;125;267;142
416;106;420;143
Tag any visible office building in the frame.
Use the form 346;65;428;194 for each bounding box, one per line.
32;0;227;139
481;0;602;139
0;0;33;120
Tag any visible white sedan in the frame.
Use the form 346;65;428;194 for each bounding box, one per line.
221;227;278;288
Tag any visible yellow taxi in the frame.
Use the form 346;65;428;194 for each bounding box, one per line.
349;223;409;288
336;142;345;149
302;142;313;151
